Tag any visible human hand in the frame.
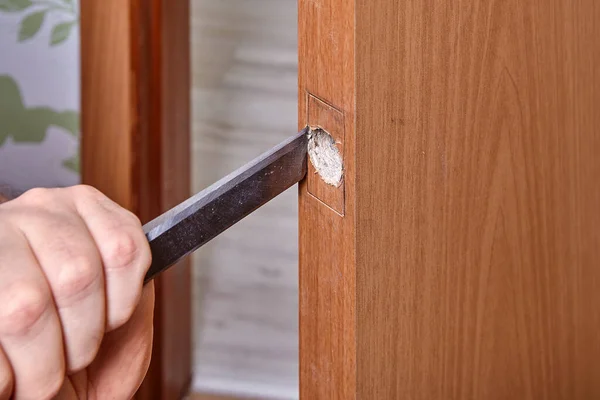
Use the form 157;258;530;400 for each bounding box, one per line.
0;185;154;399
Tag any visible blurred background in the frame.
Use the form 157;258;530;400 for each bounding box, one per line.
190;0;299;399
0;0;299;399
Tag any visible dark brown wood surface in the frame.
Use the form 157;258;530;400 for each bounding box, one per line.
80;0;192;398
299;0;600;399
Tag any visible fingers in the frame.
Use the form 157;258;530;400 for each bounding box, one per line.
71;186;152;331
0;225;65;400
15;207;106;374
0;185;152;399
0;346;13;400
85;282;155;399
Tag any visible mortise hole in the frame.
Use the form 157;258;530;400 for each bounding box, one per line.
307;127;343;187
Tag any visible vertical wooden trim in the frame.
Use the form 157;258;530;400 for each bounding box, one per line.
137;1;193;397
81;0;135;209
80;0;192;398
300;0;600;399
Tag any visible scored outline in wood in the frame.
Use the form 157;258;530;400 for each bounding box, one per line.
306;92;346;216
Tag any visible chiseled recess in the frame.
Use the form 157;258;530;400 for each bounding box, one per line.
307;127;344;187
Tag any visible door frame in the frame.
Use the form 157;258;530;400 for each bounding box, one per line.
80;0;192;398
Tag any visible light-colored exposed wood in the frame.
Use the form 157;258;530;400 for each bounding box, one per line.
300;0;600;399
306;95;346;215
80;0;192;398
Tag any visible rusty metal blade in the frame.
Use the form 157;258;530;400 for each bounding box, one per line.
143;127;309;283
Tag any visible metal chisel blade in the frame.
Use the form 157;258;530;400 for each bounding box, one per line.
143;127;309;283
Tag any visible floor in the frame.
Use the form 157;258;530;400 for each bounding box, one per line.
189;394;257;400
190;0;299;399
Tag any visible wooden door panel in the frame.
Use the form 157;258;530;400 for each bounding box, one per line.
299;0;600;399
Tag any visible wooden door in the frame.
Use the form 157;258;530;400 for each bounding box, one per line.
299;0;600;399
80;0;192;398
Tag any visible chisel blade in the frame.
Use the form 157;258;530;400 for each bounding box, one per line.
143;127;309;283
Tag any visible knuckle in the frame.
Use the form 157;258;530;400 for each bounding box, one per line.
73;185;116;211
19;187;54;206
72;184;101;198
0;282;50;336
124;209;143;227
103;231;145;271
54;256;101;305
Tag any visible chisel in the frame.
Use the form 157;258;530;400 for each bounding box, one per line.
142;127;310;283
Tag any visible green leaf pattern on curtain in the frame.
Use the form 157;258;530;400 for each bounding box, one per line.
50;20;75;45
0;0;33;12
0;0;80;173
18;10;46;41
0;75;79;144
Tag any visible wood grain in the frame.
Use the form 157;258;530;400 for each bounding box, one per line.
300;0;600;398
80;0;134;208
298;0;356;397
80;0;192;398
